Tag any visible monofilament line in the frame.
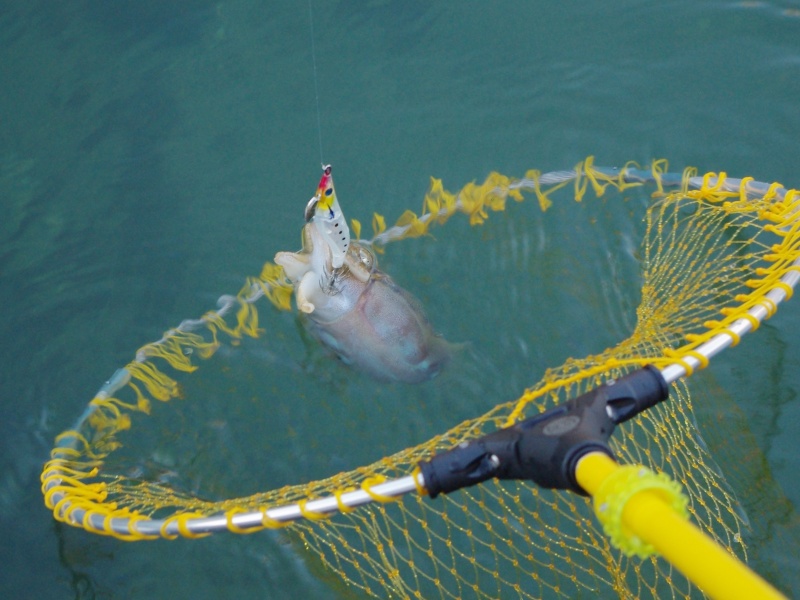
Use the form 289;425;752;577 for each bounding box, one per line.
308;0;324;164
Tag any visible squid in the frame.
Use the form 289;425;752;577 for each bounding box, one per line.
275;166;451;383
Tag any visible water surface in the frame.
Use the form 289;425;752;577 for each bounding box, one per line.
1;1;799;597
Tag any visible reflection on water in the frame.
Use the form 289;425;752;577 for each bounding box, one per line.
1;0;799;598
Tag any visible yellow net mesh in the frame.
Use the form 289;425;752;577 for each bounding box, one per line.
41;158;800;598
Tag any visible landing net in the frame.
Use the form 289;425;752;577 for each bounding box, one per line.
42;158;800;599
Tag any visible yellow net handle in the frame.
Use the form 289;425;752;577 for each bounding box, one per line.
576;452;787;600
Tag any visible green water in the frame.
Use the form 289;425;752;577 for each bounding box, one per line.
1;1;799;598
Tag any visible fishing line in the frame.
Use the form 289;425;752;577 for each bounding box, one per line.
308;0;324;165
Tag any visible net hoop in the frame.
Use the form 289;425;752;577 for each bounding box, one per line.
41;158;800;541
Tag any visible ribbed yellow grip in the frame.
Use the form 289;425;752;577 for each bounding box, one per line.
575;452;786;600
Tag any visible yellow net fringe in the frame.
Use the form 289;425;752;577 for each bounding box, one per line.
41;157;800;599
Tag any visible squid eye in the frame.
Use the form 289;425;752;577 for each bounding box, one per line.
358;247;374;269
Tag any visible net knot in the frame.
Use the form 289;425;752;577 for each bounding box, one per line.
593;465;688;558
